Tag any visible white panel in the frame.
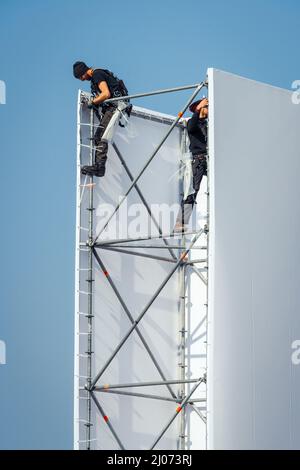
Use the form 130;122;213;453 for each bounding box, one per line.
207;69;300;449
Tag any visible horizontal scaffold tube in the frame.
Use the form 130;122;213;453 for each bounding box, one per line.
94;231;199;247
93;378;201;390
82;83;205;105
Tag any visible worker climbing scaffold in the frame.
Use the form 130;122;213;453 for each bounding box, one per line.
73;61;132;177
174;97;208;232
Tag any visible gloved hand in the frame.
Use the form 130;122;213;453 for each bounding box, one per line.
87;98;95;109
80;94;89;105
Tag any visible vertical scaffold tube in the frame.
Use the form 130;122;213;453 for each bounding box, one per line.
178;122;188;450
86;106;94;449
205;91;210;449
178;261;186;449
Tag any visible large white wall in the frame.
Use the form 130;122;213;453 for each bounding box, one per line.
207;69;300;449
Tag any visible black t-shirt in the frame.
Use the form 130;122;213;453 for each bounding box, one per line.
90;69;122;98
187;113;207;156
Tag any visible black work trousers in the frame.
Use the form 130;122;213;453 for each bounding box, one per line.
93;105;116;176
177;154;207;226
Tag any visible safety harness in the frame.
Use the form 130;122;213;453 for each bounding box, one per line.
91;68;132;115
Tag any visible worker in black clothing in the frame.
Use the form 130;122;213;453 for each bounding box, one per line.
73;61;130;177
174;97;208;232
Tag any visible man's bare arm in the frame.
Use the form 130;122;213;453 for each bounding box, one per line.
92;81;111;105
195;98;208;114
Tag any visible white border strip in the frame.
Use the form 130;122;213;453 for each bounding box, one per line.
73;89;82;450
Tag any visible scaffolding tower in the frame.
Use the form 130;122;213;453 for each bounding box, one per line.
74;80;209;450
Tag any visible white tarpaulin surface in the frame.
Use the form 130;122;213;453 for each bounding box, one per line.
207;69;300;449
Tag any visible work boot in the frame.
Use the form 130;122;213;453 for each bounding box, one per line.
81;164;103;177
95;155;107;177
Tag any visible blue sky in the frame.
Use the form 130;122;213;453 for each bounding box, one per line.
0;0;299;449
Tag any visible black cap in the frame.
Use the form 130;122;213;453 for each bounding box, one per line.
73;61;89;79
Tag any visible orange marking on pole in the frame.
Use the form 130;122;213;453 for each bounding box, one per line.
103;415;109;423
178;111;183;118
176;406;182;413
80;183;96;188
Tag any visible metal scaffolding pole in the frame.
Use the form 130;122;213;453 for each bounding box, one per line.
85;107;94;450
96;389;206;406
95;389;205;404
191;265;208;286
83;83;203;105
204;112;210;449
178;261;186;449
93;244;207;250
97;245;176;264
190;403;207;424
90;391;125;450
94;378;200;390
96;389;180;403
94;231;198;247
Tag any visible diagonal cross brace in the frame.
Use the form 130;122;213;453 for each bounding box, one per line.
149;377;205;450
90;229;204;389
92;247;176;399
190;403;207;424
190;265;208;286
90;390;125;450
93;83;205;243
112;143;177;260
